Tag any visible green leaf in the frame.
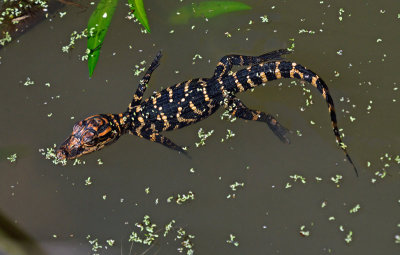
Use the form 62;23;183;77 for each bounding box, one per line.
87;0;119;78
170;1;251;24
127;0;151;33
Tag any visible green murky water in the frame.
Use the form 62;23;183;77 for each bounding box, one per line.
0;0;399;254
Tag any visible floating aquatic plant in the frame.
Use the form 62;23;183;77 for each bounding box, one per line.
170;1;251;24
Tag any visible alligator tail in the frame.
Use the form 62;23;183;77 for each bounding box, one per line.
275;61;358;176
228;61;358;176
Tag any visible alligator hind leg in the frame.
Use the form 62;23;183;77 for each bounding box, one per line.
141;130;189;156
212;49;291;79
224;96;291;144
128;51;163;109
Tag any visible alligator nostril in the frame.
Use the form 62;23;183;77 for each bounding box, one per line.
56;149;67;160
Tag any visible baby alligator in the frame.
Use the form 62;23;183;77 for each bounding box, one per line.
57;49;358;176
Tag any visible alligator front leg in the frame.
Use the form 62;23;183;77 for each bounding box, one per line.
140;129;189;156
224;96;291;144
128;51;163;109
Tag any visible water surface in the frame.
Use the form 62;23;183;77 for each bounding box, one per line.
0;0;399;254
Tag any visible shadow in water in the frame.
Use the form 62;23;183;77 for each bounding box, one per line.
0;210;46;255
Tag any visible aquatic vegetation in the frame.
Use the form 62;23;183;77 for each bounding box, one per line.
84;177;92;186
349;204;361;214
128;216;194;254
6;153;17;163
299;225;310;237
62;29;88;53
195;128;214;147
1;0;279;83
0;0;51;47
129;215;159;245
227;181;244;199
226;233;239;246
87;0;118;77
220;129;235;142
127;0;150;32
395;234;400;244
167;191;195;205
344;230;353;244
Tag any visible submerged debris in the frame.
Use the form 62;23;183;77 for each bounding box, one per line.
0;0;63;48
299;225;310;237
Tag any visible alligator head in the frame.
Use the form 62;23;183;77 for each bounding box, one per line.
56;114;121;160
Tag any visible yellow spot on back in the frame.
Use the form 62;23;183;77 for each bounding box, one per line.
275;62;282;79
260;72;267;83
234;73;245;92
189;101;202;115
322;88;327;99
290;63;296;78
184;80;191;93
311;75;319;88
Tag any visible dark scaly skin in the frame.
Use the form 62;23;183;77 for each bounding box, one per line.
57;50;358;176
